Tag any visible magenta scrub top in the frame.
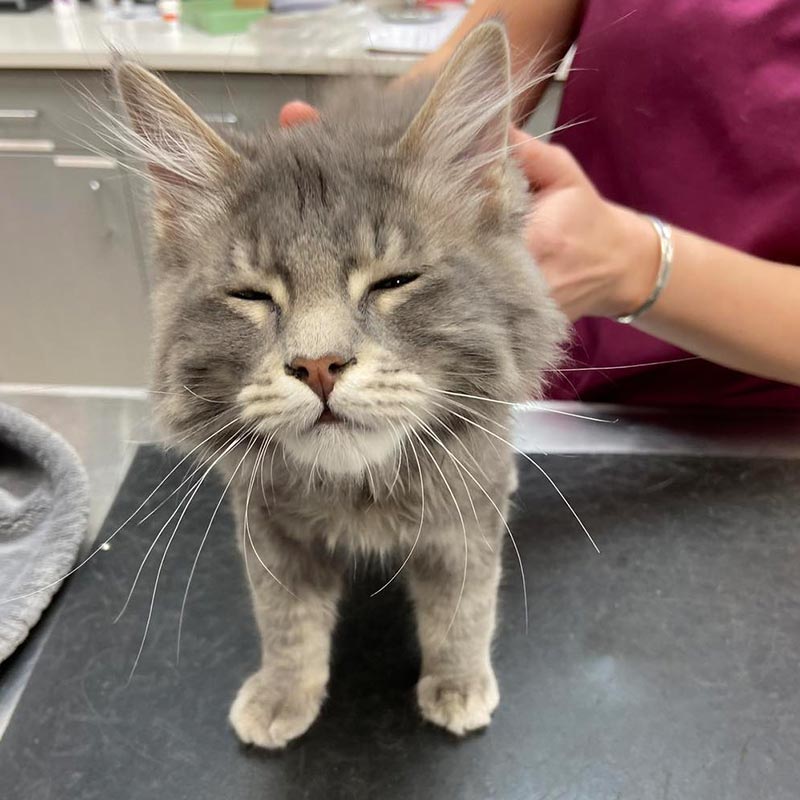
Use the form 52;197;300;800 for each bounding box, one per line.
546;0;800;407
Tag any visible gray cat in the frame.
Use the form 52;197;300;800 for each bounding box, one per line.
113;22;566;749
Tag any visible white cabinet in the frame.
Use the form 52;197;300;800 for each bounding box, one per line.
0;70;310;387
0;152;150;386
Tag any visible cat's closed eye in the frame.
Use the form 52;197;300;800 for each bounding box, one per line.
228;289;273;302
369;273;421;293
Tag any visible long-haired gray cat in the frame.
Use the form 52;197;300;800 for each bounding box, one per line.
113;22;566;749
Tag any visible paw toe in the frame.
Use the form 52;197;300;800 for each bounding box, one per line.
229;671;324;750
417;671;499;736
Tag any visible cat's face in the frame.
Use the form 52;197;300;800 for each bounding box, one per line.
115;24;566;478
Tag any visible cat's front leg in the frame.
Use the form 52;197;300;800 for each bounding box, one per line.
229;524;342;750
407;531;502;736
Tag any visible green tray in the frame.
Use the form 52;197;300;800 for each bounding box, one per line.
183;1;266;35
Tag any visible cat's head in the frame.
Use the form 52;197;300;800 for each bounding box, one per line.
114;23;566;479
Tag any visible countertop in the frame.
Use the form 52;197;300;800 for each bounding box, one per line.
0;4;419;74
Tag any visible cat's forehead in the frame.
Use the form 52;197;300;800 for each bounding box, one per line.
216;129;450;302
231;154;428;279
230;214;415;296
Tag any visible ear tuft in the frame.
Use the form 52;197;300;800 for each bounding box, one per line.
399;21;512;192
112;59;239;198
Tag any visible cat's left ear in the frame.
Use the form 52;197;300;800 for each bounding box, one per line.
113;60;240;203
399;21;512;193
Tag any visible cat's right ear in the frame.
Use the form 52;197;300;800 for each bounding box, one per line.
113;60;239;205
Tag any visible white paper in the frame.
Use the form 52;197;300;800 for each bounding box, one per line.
366;7;467;55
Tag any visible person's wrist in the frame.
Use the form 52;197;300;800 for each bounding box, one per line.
607;204;661;319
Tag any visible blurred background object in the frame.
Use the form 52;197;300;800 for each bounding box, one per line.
0;401;89;664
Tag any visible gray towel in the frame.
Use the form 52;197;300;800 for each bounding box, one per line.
0;402;89;663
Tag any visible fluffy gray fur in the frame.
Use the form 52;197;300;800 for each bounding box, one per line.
114;22;567;748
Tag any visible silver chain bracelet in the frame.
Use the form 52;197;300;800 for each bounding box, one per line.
615;216;674;324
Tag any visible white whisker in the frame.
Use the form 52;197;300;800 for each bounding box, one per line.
409;411;529;631
403;408;486;547
371;423;425;597
444;408;600;553
553;356;700;373
181;385;230;404
425;399;502;480
0;416;240;607
407;427;468;642
126;430;248;683
269;439;281;503
259;429;279;509
306;441;325;494
361;453;378;498
384;418;406;496
429;393;510;431
138;421;245;525
244;435;297;599
516;403;618;424
428;388;616;424
117;430;246;623
177;437;256;662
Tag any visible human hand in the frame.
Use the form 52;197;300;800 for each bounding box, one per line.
508;128;658;321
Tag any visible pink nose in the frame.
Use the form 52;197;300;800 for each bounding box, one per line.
287;355;352;401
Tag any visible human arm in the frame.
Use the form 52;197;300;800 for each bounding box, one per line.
406;0;584;122
633;230;800;386
511;129;800;386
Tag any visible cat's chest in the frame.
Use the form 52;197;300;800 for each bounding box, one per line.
267;486;425;556
325;508;413;556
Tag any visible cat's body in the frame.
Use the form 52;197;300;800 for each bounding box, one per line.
114;23;566;748
226;420;517;746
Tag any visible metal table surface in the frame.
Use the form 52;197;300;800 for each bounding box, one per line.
1;385;799;756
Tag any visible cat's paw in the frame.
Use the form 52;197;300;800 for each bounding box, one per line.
229;670;325;749
417;670;499;736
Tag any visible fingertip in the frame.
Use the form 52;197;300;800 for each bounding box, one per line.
508;129;581;190
509;128;556;166
508;126;533;146
279;101;320;128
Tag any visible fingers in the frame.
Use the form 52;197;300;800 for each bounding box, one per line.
508;127;586;191
279;101;320;128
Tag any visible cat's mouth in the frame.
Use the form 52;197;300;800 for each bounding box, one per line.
315;406;341;425
310;403;374;433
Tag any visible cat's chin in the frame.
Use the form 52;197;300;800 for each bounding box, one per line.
279;425;399;479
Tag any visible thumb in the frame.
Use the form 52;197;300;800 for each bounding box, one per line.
508;128;587;191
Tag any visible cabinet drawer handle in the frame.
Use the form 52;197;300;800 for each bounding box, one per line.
54;155;117;169
0;138;54;152
0;109;39;120
201;112;238;125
